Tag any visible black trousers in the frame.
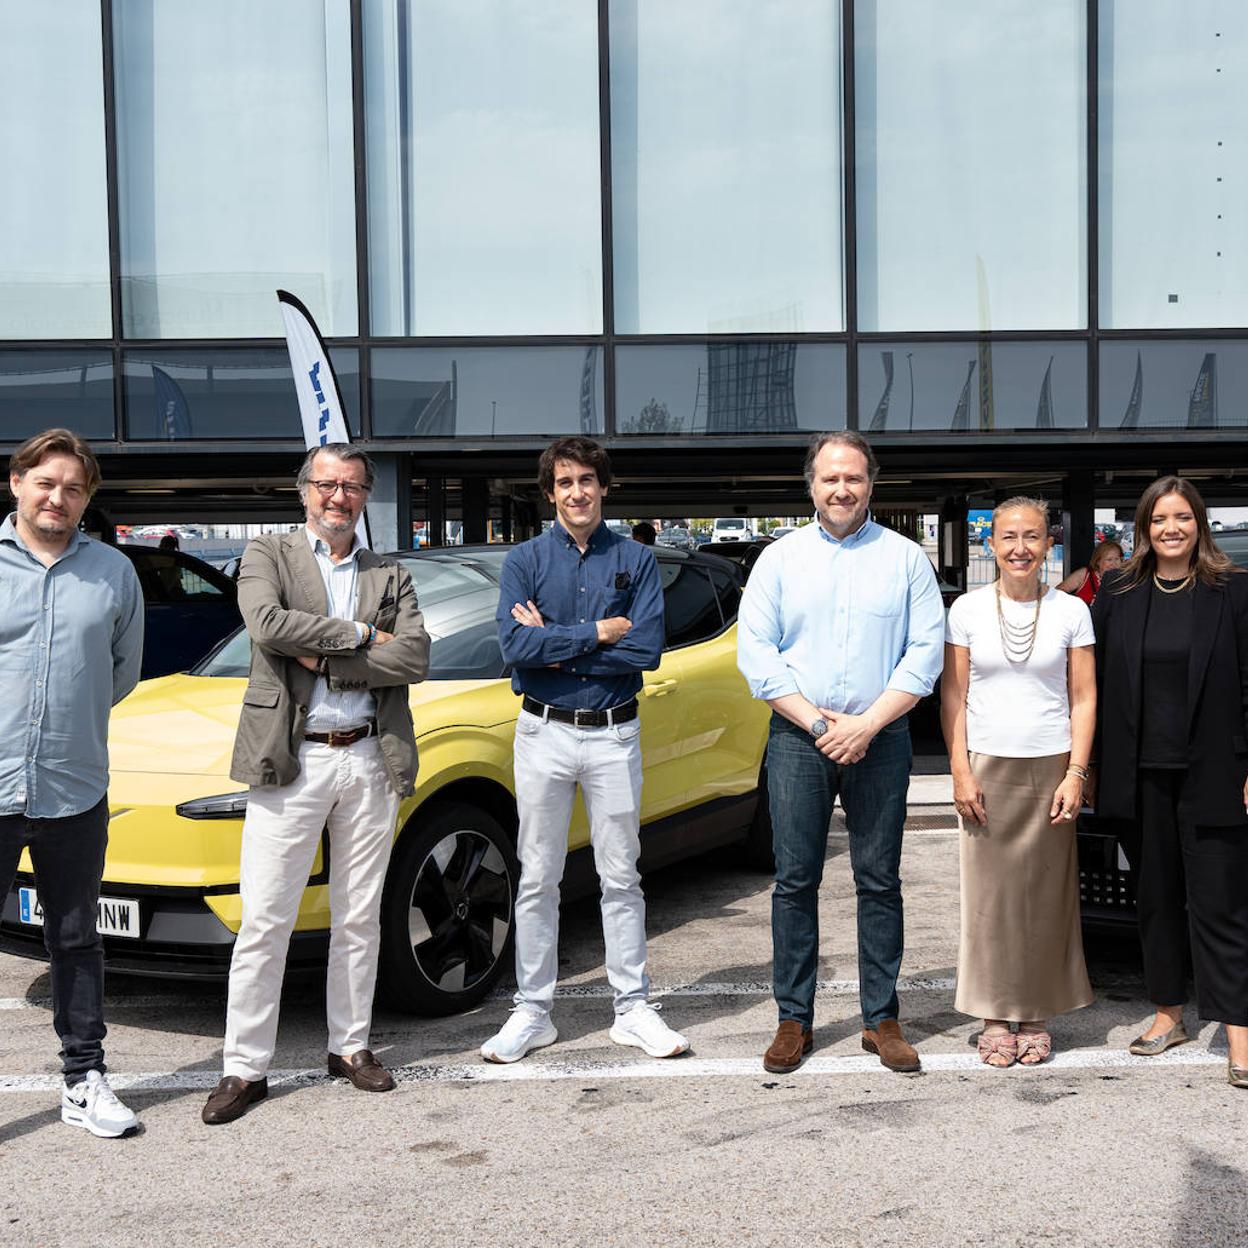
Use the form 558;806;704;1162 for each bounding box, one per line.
0;797;109;1082
1120;769;1248;1026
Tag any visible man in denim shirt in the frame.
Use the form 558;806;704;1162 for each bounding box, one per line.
0;429;144;1136
738;432;944;1075
480;437;688;1063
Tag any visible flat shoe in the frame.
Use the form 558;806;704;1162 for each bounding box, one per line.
1229;1059;1248;1090
1128;1021;1188;1056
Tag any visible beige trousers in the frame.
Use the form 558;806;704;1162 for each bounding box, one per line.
222;737;398;1081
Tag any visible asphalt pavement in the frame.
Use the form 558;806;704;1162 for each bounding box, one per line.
0;796;1244;1247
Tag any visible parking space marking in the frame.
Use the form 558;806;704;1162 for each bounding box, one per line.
0;1045;1226;1095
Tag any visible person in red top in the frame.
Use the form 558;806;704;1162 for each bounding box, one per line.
1057;538;1123;605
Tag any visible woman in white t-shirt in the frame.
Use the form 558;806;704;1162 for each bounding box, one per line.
941;497;1097;1067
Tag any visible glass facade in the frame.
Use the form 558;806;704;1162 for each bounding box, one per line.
372;347;603;438
113;0;357;338
2;2;1246;446
123;348;360;440
0;1;111;339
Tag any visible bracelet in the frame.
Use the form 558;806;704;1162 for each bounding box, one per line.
1066;764;1089;780
363;623;377;647
316;654;330;678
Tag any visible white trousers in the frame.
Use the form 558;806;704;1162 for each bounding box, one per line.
511;708;648;1016
222;737;399;1080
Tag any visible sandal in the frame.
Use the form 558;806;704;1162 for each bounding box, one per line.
1016;1026;1052;1065
977;1028;1018;1068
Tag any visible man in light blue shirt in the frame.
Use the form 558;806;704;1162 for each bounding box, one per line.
0;429;144;1137
738;431;943;1075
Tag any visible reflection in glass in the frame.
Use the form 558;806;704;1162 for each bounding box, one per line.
0;2;111;338
855;0;1085;331
372;348;604;437
123;350;359;440
0;352;114;440
113;0;356;338
615;344;844;434
1099;3;1247;327
364;0;601;335
610;0;843;333
858;342;1086;431
1100;341;1248;429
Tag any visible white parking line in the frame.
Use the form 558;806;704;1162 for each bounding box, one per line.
0;977;959;1012
0;1046;1226;1095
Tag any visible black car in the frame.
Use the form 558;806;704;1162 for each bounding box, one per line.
119;545;242;679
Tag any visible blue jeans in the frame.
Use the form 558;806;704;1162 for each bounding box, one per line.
766;713;911;1028
0;797;109;1082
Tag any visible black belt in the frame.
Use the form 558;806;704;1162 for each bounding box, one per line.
304;719;377;747
521;696;638;728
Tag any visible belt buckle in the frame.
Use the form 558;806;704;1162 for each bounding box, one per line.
573;708;594;728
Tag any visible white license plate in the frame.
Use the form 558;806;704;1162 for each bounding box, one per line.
17;887;141;939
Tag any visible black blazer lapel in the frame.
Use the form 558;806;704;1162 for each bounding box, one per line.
1117;579;1150;732
1187;580;1224;739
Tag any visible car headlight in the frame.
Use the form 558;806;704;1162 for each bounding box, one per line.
176;791;250;820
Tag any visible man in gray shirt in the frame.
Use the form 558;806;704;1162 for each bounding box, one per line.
0;429;144;1137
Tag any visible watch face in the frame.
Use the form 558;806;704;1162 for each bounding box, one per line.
810;717;828;738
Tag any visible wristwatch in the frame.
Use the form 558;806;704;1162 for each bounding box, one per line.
809;716;829;739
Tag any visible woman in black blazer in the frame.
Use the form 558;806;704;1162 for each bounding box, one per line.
1092;476;1248;1089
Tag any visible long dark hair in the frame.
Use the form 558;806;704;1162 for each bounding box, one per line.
1114;476;1236;592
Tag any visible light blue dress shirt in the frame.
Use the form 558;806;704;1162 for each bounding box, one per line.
0;514;144;818
303;527;376;732
736;516;944;715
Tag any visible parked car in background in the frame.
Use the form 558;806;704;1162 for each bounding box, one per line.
656;525;695;551
711;516;754;543
696;537;773;570
0;546;771;1016
769;526;796;540
119;545;242;679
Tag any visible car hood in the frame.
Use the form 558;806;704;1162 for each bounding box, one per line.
109;672;512;779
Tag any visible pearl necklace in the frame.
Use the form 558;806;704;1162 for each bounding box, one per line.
995;581;1043;664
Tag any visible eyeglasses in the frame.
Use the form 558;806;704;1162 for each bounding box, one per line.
308;479;369;499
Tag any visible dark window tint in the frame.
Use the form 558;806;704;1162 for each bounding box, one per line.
126;549;235;603
703;559;745;623
0;352;114;440
658;559;722;649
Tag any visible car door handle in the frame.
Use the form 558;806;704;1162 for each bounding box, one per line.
642;680;679;698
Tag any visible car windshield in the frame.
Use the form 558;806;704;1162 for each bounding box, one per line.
717;519;746;530
192;548;511;681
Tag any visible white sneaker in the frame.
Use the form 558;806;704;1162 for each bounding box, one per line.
480;1007;558;1064
61;1070;139;1138
609;1001;690;1058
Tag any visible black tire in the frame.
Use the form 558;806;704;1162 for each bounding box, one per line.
378;801;519;1016
740;767;775;872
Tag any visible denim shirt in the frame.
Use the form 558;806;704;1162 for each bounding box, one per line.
736;515;944;714
0;515;145;818
497;521;663;710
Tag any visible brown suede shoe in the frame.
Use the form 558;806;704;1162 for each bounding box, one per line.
862;1019;921;1072
763;1020;814;1073
328;1049;396;1092
202;1075;268;1125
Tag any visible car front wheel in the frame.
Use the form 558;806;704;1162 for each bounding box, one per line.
378;801;519;1016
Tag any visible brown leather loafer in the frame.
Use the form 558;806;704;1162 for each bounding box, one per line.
202;1075;268;1125
328;1049;396;1092
763;1020;814;1073
862;1019;921;1072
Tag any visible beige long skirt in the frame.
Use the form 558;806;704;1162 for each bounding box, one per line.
955;752;1094;1022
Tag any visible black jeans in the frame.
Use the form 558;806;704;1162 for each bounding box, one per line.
0;797;109;1082
1122;769;1248;1026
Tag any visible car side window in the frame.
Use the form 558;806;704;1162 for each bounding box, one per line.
657;560;723;650
703;560;744;624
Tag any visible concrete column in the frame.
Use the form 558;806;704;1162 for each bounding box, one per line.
462;478;489;544
938;494;969;591
1062;469;1095;577
427;476;446;546
367;453;412;553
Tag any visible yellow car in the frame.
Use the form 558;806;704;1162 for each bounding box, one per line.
1;545;771;1015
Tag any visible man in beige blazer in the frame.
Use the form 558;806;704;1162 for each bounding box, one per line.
203;444;429;1125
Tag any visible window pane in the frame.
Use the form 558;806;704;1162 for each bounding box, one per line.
364;0;602;335
1099;3;1247;327
857;342;1087;431
113;0;357;338
1100;340;1248;429
615;344;845;434
856;0;1086;330
122;349;360;440
610;0;843;333
371;347;604;437
0;351;114;440
0;2;110;338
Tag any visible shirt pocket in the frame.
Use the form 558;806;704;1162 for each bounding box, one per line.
857;572;907;619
